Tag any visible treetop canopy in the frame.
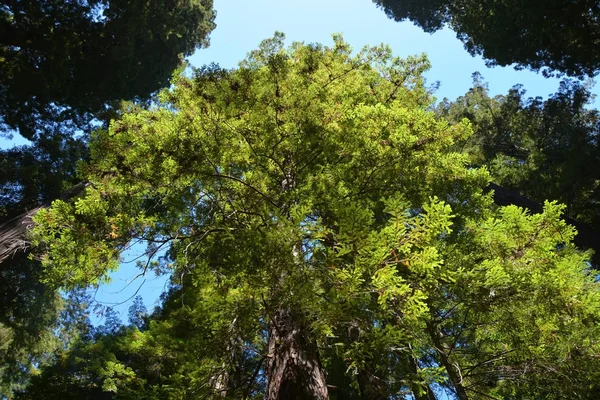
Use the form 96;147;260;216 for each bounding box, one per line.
28;34;600;399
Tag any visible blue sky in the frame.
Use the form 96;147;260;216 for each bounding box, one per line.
4;0;596;325
191;0;598;104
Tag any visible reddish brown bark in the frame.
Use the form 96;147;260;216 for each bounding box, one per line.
0;183;87;266
266;308;329;400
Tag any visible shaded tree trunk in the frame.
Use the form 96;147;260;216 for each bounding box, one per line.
0;183;87;266
426;323;469;400
356;369;388;400
266;307;328;400
407;351;437;400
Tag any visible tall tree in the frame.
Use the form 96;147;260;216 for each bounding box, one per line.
436;75;600;256
127;296;147;331
373;0;600;77
0;0;216;139
0;2;215;393
30;35;600;399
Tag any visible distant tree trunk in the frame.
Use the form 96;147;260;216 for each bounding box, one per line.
265;307;329;400
426;323;469;400
407;348;437;400
210;362;229;397
356;368;388;400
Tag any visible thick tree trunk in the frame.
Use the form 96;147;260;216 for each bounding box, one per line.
0;183;87;266
266;307;329;400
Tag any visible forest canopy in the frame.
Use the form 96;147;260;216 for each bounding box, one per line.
0;0;216;394
0;0;216;140
25;35;600;400
373;0;600;77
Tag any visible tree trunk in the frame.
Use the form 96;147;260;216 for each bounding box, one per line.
407;350;437;400
0;206;42;266
0;183;87;267
210;363;229;397
356;368;388;400
266;307;329;400
426;323;469;400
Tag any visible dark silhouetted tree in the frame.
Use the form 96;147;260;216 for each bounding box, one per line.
127;296;147;331
0;0;216;139
373;0;600;77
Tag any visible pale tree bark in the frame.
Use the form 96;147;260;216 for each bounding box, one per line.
210;365;229;398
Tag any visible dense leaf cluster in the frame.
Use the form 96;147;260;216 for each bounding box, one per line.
0;0;216;139
27;36;600;399
437;74;600;231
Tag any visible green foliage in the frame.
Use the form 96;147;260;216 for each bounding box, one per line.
0;256;63;396
0;270;94;396
0;0;216;139
437;75;600;227
0;2;215;390
128;296;147;331
0;133;87;219
373;0;600;77
0;0;214;138
28;35;600;399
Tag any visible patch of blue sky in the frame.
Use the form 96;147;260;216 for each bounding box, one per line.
88;241;171;326
189;0;597;107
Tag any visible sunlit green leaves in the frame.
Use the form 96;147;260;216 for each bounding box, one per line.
27;34;600;398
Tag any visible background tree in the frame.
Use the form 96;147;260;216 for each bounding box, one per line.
0;0;216;140
436;75;600;256
0;1;216;393
372;0;600;77
127;296;147;331
29;35;600;399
